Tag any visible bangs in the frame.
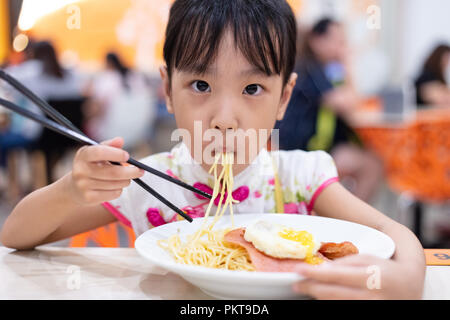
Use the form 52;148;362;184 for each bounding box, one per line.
163;0;297;84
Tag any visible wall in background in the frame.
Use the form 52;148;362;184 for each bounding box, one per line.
399;0;450;83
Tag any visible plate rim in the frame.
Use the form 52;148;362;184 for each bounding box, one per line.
134;213;396;282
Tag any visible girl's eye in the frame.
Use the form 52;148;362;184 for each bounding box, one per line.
243;84;262;95
191;80;211;93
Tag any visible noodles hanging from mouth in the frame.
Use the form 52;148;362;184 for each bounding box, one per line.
158;153;255;271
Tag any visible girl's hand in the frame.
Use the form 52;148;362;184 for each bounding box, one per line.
68;137;145;205
293;254;424;300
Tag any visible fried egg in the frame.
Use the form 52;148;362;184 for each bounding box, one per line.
243;220;321;261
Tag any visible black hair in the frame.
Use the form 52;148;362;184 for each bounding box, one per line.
33;41;64;78
421;43;450;84
106;52;130;90
163;0;297;86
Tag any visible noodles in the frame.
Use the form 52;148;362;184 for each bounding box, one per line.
158;152;255;271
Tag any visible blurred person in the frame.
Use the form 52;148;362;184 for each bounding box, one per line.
84;52;156;152
1;40;85;192
415;44;450;107
19;41;84;100
275;17;383;202
0;40;43;167
0;41;44;201
30;41;85;185
414;44;450;246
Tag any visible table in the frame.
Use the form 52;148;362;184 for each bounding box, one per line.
0;246;448;300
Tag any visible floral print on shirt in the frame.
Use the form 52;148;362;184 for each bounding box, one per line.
106;142;338;236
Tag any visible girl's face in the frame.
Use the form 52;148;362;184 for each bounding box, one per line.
160;31;297;175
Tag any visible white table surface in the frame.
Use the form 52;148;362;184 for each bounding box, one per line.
0;246;448;300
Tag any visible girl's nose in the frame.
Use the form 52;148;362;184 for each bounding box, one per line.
210;100;238;132
211;117;237;133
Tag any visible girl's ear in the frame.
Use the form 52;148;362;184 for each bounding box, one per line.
276;72;297;121
159;65;174;114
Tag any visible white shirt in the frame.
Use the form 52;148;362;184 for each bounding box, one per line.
105;142;339;237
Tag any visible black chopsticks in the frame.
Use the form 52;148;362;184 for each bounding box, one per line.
0;69;212;223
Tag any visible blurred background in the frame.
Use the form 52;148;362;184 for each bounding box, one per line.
0;0;449;248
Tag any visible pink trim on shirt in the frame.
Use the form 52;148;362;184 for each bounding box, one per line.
102;202;132;228
307;177;339;213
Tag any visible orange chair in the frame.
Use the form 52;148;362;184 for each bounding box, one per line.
356;109;450;245
69;222;136;248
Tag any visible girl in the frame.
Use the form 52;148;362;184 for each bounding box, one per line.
1;0;425;299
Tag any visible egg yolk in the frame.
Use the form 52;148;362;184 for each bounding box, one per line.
278;228;323;265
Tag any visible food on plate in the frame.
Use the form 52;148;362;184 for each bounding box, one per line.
243;220;321;260
160;227;255;271
159;152;359;272
318;241;359;260
224;227;327;272
158;152;255;271
224;224;359;272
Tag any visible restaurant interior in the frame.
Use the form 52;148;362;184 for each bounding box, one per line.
0;0;449;251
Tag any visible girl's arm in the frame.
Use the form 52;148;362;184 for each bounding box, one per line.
0;174;116;250
293;182;426;299
0;137;144;250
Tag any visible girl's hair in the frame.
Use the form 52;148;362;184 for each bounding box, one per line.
33;41;64;78
163;0;297;86
421;44;450;83
106;52;130;90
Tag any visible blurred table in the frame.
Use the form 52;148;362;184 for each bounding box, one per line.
0;246;448;299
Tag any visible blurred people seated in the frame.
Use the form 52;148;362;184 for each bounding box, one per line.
83;52;156;152
415;44;450;108
1;40;43;174
31;41;85;184
275;17;382;202
0;42;41;202
1;40;85;192
18;41;84;101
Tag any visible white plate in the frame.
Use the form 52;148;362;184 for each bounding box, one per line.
135;214;395;300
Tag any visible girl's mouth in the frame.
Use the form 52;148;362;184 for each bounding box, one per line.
212;146;235;155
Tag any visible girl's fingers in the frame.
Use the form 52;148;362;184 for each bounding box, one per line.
100;136;125;148
293;279;372;300
295;263;370;288
78;144;129;163
82;189;124;203
332;254;382;266
87;162;144;180
88;178;132;191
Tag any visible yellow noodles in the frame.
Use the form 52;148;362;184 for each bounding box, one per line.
158;153;255;271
